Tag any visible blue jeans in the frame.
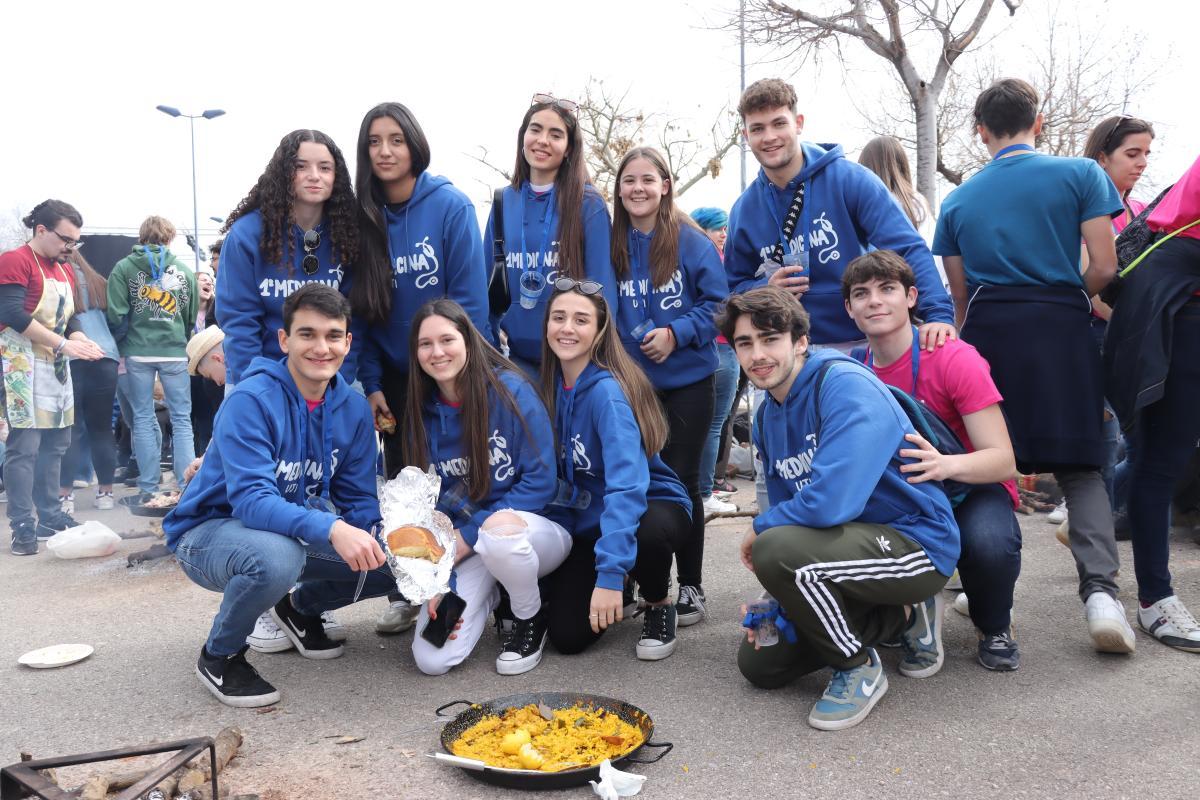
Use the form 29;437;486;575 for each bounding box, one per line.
124;359;195;494
954;483;1023;635
173;517;396;656
698;343;739;497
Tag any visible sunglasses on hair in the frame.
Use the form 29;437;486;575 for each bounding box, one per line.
1100;115;1134;153
553;277;603;296
531;93;579;116
302;229;320;276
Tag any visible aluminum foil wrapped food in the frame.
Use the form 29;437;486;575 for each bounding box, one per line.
378;466;455;603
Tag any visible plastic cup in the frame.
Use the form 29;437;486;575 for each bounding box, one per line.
747;596;780;647
629;319;655;341
519;271;547;309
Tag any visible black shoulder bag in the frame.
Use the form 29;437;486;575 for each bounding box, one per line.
487;187;509;316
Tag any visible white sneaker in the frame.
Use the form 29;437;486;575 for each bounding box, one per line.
702;495;737;515
60;493;75;515
73;479;91;489
1048;500;1068;525
375;599;419;634
1085;592;1136;654
1137;595;1200;653
95;491;115;511
953;592;970;617
322;611;347;643
247;610;294;653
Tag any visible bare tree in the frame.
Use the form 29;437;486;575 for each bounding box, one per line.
468;79;741;201
739;0;1022;206
0;206;29;252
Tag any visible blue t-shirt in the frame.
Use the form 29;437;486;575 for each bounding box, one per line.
932;153;1122;288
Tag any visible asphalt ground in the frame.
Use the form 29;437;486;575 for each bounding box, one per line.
2;479;1198;799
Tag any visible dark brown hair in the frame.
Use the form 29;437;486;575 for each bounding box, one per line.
611;147;702;286
973;78;1040;139
512;102;592;280
402;299;534;502
717;286;810;343
22;199;82;232
1083;116;1155;163
840;251;919;324
538;287;668;456
738;78;798;119
281;282;351;334
224;130;359;275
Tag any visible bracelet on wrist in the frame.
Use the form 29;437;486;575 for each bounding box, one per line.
54;338;68;355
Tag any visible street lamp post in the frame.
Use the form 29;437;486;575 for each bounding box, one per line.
156;105;225;270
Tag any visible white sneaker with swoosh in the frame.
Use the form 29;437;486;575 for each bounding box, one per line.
899;593;945;678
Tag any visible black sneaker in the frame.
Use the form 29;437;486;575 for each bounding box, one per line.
36;511;80;541
10;520;38;556
495;607;548;675
1113;510;1131;542
195;645;280;708
636;603;678;660
675;584;706;627
269;596;344;659
622;580;644;618
977;629;1021;672
119;492;156;508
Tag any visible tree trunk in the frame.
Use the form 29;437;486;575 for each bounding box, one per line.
912;85;940;210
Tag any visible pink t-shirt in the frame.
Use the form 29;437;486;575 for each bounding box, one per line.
870;337;1020;509
1112;197;1146;233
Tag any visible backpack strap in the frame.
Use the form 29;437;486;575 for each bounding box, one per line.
487;188;509;316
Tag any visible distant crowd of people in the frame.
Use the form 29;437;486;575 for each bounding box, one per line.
3;75;1197;730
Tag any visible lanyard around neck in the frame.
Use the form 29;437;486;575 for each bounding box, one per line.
866;325;920;392
992;143;1035;160
519;185;557;272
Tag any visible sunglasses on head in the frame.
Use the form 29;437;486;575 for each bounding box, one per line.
1100;115;1135;153
553;277;603;296
302;229;320;276
531;93;579;116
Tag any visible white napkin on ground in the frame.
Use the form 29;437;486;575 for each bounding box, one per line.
589;759;647;798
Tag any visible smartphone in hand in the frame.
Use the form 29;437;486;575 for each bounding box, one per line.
420;591;467;648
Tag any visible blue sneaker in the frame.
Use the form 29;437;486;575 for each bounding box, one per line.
807;648;888;731
899;593;945;678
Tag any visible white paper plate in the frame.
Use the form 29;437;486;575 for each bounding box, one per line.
18;643;94;669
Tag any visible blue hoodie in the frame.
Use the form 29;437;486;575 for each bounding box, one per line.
484;183;617;365
751;349;959;576
217;209;361;385
424;369;557;547
357;173;492;395
550;362;691;591
614;224;728;390
163;356;380;552
726;142;953;344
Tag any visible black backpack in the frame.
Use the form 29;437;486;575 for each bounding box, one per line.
814;351;974;507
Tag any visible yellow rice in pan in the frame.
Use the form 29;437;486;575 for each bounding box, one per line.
451;703;645;771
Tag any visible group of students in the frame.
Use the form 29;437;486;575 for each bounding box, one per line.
6;76;1198;732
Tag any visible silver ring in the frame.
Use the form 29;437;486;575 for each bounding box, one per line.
589;613;599;617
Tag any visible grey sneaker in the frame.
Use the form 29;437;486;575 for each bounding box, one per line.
977;629;1021;671
808;648;888;731
375;598;420;634
899;593;945;678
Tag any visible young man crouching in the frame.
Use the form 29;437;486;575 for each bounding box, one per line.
164;284;395;707
721;287;959;731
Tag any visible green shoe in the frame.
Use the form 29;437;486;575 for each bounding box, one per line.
807;648;888;731
899;593;945;678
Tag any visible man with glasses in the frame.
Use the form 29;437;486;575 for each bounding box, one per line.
107;216;198;506
164;284;393;707
0;199;104;555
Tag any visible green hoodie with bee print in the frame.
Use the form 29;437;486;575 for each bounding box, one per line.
106;244;198;358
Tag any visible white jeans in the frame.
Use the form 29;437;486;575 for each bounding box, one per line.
412;509;572;675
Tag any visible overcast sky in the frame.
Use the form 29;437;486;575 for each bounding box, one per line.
3;0;1195;263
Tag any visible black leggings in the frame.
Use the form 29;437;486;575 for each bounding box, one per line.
658;375;714;587
60;357;118;488
545;500;690;655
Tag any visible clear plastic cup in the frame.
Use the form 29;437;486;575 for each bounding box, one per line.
629;319;655;341
549;479;591;509
747;595;780;647
519;271;547;309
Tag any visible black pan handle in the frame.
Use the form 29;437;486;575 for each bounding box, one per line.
435;700;476;717
625;740;673;764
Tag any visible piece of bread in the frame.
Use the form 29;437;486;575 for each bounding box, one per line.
386;525;445;561
376;412;397;434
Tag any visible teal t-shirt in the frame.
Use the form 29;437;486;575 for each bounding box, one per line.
932;153;1122;288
